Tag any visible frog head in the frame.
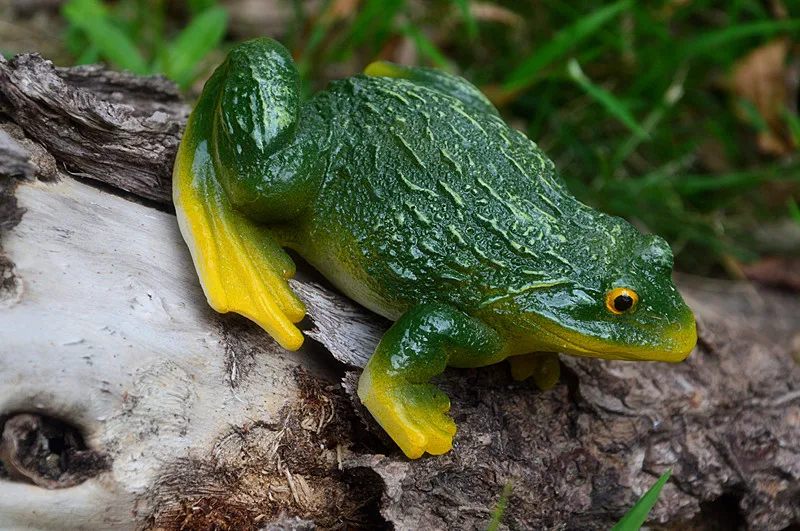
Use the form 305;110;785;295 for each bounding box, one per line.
513;230;697;363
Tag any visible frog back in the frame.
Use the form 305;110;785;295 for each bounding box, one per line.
294;75;616;320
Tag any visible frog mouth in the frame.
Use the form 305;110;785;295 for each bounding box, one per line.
533;316;697;363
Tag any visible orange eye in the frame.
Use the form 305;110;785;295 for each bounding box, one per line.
606;287;638;314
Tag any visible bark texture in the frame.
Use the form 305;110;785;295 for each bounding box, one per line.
345;279;800;530
0;53;185;204
0;53;798;530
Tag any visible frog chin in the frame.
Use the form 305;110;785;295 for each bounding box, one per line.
534;315;697;363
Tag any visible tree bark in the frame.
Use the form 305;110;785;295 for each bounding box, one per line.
1;53;798;530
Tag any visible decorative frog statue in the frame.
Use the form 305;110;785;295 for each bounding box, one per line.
174;39;697;459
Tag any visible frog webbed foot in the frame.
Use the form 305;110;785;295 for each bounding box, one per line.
174;170;307;350
359;375;456;459
508;352;561;390
173;38;324;350
357;303;501;459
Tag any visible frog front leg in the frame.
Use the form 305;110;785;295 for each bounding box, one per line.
358;304;502;459
173;38;325;350
508;352;561;390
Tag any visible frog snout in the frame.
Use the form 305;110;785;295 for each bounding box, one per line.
658;314;697;362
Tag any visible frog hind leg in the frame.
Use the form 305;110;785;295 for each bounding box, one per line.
174;38;322;351
508;352;561;390
364;61;500;117
358;304;501;458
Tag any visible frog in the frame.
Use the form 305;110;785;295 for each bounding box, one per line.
173;38;697;459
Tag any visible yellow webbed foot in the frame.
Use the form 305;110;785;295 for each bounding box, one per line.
358;366;456;459
173;39;322;351
174;147;306;351
356;304;501;458
508;352;560;390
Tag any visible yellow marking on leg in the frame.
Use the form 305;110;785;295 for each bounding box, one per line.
174;146;305;351
508;352;560;390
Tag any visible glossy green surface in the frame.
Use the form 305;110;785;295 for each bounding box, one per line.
176;38;697;457
290;56;694;362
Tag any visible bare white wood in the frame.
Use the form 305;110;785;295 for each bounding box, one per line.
0;177;342;529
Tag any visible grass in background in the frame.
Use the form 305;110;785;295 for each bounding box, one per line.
487;479;513;531
285;0;800;274
486;469;672;529
611;469;672;531
11;0;796;274
61;0;228;89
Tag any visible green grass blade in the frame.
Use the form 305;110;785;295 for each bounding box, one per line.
400;25;452;70
782;108;800;147
74;43;100;65
454;0;478;39
328;0;404;61
187;0;217;15
612;68;686;169
62;0;107;22
567;59;648;139
673;166;800;194
737;98;769;132
295;0;336;83
611;469;672;531
166;6;228;88
82;21;148;74
788;198;800;226
683;19;800;56
503;0;632;91
487;479;513;531
62;0;148;74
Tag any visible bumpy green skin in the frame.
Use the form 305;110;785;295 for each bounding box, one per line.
179;39;696;458
287;55;691;358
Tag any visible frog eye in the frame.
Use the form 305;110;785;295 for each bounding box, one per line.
605;287;638;315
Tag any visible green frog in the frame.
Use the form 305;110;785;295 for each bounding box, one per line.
174;38;697;459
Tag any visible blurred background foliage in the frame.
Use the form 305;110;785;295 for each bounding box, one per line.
1;0;799;276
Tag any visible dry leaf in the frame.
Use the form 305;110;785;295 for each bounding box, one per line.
769;0;790;20
732;37;798;157
471;2;523;28
325;0;361;22
438;2;523;44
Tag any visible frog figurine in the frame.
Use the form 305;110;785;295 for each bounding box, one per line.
173;38;697;459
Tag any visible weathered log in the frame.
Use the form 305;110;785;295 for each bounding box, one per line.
1;53;798;530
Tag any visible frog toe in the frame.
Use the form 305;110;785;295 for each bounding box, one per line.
393;384;457;451
173;38;322;352
421;411;457;455
388;388;456;458
508;352;560;390
358;376;456;459
174;156;306;351
357;304;501;458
